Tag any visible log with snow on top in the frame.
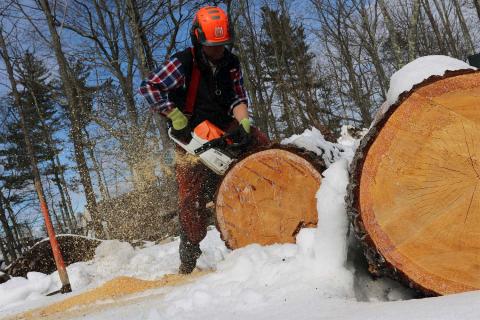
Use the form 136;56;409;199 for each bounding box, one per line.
215;129;348;249
347;55;480;296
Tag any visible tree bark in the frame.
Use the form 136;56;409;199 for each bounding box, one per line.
125;0;156;77
474;0;480;22
377;0;403;67
421;0;448;54
0;238;10;265
351;0;388;99
2;193;24;254
407;0;421;61
0;198;17;261
451;0;475;54
83;128;110;201
432;0;460;57
235;0;276;137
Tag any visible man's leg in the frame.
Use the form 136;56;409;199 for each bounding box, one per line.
175;150;218;274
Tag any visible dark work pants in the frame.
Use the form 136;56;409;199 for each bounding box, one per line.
175;125;269;267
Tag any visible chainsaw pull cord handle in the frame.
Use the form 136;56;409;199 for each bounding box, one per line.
184;47;201;115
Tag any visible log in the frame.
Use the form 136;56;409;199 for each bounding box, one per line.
215;145;325;249
347;70;480;296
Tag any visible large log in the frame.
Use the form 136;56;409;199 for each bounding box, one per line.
347;70;480;296
215;145;325;249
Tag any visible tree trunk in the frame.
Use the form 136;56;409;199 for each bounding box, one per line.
83;129;110;201
125;0;155;77
235;0;275;137
0;190;21;254
432;0;460;57
354;2;388;98
39;0;103;237
451;0;475;54
421;0;448;54
216;145;326;249
347;70;480;296
28;88;75;233
51;203;65;234
377;0;403;67
57;159;77;230
0;238;10;265
474;0;480;22
0;199;17;261
407;0;421;61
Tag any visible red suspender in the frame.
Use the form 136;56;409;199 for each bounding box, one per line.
184;47;201;114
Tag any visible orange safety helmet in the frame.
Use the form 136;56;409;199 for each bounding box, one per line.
190;6;233;47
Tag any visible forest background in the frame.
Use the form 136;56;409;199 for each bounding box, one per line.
0;0;478;265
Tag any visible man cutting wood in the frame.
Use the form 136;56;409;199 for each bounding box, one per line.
140;6;269;274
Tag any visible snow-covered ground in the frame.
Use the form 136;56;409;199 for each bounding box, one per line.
1;126;479;320
1;56;479;319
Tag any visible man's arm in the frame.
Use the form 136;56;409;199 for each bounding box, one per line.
232;103;248;122
229;66;248;118
139;57;185;116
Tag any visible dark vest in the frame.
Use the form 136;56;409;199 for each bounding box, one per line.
169;47;241;130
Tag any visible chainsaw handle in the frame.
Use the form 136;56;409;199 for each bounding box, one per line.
194;134;230;155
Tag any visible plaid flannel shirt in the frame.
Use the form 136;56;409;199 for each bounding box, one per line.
139;56;248;116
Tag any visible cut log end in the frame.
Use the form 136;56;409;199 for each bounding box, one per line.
215;145;325;249
348;70;480;296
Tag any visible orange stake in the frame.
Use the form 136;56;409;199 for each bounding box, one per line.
39;200;71;293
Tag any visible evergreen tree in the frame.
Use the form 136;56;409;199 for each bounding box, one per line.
260;4;336;137
0;51;63;213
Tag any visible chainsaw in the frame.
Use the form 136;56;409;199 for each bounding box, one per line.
168;120;241;175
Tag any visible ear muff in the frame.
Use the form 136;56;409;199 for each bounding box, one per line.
190;19;200;47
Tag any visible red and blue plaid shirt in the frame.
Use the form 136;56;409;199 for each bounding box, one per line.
139;54;248;116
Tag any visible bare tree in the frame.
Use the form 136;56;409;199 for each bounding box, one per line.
474;0;480;22
0;192;18;261
451;0;475;55
407;0;421;61
421;0;448;54
38;0;103;236
377;0;403;67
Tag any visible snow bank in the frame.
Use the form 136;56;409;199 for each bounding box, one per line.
375;55;477;124
130;129;359;319
282;126;357;166
0;272;52;307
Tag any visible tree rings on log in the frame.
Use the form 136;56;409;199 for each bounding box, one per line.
348;70;480;295
215;145;325;249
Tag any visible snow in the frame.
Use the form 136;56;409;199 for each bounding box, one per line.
1;126;480;319
375;55;477;124
281;127;355;166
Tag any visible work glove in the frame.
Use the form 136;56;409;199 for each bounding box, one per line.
167;108;191;144
228;118;252;149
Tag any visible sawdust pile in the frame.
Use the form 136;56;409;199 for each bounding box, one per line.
11;272;208;320
98;184;179;241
